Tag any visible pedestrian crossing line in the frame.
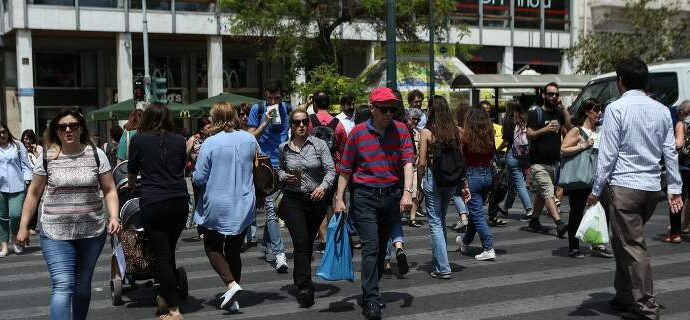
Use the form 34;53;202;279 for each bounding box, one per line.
155;251;690;320
0;226;568;284
389;276;690;320
663;311;690;320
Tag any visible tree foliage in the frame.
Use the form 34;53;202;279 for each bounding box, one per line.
220;0;463;78
567;0;690;74
296;64;367;106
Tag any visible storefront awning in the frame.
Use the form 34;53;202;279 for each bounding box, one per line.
451;74;595;89
187;93;262;113
87;99;198;121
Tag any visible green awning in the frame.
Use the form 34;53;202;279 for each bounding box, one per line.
188;93;262;112
86;99;138;121
87;100;205;121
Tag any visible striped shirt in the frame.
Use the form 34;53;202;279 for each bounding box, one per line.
278;136;336;193
592;90;682;197
34;146;110;240
340;119;415;188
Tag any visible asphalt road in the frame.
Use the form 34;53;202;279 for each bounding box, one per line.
1;200;690;320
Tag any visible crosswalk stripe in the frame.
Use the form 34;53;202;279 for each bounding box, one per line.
389;276;690;320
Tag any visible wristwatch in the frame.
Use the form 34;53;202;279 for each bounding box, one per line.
404;187;414;193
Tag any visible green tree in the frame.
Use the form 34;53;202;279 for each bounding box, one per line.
220;0;464;79
567;0;690;74
296;64;366;109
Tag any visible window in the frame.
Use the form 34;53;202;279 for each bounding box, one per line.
79;0;121;8
35;53;80;87
648;72;679;107
31;0;74;5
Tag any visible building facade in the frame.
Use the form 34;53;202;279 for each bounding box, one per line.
0;0;658;134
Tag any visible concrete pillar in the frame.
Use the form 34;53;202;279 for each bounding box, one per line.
501;46;514;75
117;32;133;102
16;30;34;132
367;42;376;66
207;36;223;97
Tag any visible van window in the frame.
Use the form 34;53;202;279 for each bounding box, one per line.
570;72;679;115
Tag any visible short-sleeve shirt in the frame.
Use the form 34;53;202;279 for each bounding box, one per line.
247;101;291;167
34;146;110;240
527;106;565;165
127;132;188;208
340;119;415;188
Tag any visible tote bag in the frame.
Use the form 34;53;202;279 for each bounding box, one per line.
316;213;354;281
559;128;597;190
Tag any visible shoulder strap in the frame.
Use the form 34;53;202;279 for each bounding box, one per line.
42;145;48;178
309;114;321;128
91;144;100;169
577;127;590;140
257;101;266;117
536;106;544;127
327;117;339;130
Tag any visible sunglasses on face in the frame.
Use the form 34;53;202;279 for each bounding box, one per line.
544;92;560;98
239;113;247;118
411;118;421;122
291;118;309;127
56;123;81;132
374;106;396;114
590;107;602;113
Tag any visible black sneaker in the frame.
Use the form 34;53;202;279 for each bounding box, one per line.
556;222;568;239
609;299;633;312
297;287;315;308
396;248;409;275
591;245;614;258
528;219;549;233
568;249;585;259
364;302;382;320
520;210;535;222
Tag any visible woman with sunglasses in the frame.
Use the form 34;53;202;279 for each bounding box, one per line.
277;109;336;308
128;104;189;319
0;123;33;256
193;102;258;312
16;109;121;319
560;98;612;259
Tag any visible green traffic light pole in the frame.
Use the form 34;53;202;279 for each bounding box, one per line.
142;0;151;104
385;0;397;90
428;0;435;97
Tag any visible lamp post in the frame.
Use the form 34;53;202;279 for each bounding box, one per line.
428;0;435;97
385;0;397;90
142;0;151;104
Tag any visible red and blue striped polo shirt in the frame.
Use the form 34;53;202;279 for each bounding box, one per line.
340;119;415;188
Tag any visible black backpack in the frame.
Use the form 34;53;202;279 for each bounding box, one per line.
432;142;466;188
310;114;339;155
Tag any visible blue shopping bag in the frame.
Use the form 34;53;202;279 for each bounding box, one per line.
316;212;354;281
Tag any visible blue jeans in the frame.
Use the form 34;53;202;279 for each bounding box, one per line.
503;151;532;211
384;220;404;260
422;169;456;273
40;232;106;320
351;185;401;305
262;192;285;255
452;185;468;214
462;167;494;251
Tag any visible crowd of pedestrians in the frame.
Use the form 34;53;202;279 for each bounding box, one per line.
0;58;685;320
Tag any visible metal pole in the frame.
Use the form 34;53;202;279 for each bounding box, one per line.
428;0;434;97
385;0;397;90
142;0;151;103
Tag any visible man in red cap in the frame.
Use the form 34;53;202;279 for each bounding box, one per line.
334;87;415;320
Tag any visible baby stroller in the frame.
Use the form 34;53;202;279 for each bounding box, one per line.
109;161;189;306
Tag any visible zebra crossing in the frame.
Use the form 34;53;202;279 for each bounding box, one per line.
1;203;690;320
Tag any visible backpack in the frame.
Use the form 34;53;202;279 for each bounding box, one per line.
432;142;466;188
679;119;690;165
309;114;339;156
512;124;529;158
103;141;119;167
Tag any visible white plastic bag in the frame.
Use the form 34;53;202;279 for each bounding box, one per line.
575;202;610;245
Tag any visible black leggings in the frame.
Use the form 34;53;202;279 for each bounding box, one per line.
669;171;690;234
567;189;591;251
199;226;248;285
141;197;189;309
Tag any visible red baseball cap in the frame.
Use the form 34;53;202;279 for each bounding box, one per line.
369;87;400;104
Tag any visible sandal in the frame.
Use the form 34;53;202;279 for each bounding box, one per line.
409;220;423;228
661;234;682;244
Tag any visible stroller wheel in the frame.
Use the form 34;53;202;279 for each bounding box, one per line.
111;279;124;306
176;267;188;299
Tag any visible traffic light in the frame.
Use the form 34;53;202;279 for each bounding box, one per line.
133;77;145;102
151;76;168;104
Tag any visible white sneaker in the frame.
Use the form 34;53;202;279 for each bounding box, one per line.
12;243;23;255
275;253;289;273
475;249;496;261
220;281;242;309
229;301;240;312
456;235;468;254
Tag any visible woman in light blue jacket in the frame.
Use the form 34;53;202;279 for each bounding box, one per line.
0;122;32;256
193;101;258;312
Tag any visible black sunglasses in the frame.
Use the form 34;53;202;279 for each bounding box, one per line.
544;92;560;97
291;118;309;126
411;117;421;122
56;123;81;132
374;106;397;114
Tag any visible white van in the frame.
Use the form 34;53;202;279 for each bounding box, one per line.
570;59;690;115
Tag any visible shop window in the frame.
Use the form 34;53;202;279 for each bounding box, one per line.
35;53;80;88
